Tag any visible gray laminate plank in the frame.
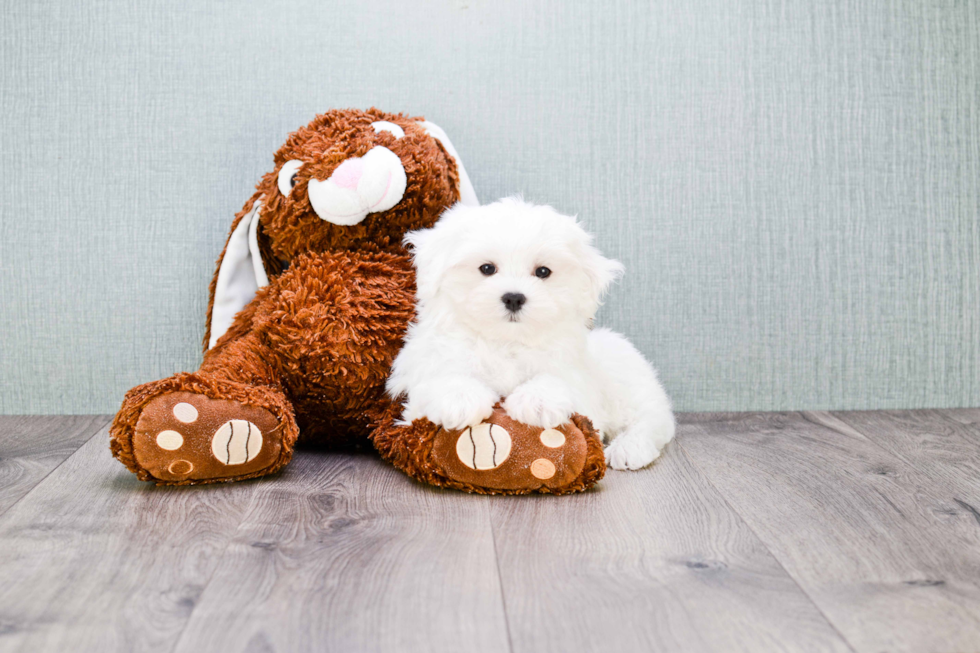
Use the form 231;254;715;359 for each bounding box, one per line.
173;452;510;653
0;415;109;515
813;409;980;501
0;424;258;653
935;408;980;430
489;442;853;653
678;412;980;653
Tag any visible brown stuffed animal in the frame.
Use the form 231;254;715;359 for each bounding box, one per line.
110;108;605;494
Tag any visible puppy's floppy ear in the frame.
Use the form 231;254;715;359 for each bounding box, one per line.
404;224;448;304
575;229;625;314
404;204;468;303
204;197;270;350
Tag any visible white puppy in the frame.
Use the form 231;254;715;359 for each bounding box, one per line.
386;197;675;470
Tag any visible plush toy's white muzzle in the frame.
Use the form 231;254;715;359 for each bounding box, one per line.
307;146;407;226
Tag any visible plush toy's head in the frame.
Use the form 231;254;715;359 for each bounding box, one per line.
259;108;477;258
207;108;478;349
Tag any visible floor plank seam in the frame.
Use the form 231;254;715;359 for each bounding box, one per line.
674;434;860;653
165;484;264;653
811;410;980;538
0;416;112;520
803;411;946;492
487;498;517;653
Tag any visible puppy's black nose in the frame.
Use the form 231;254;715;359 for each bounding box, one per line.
501;292;526;312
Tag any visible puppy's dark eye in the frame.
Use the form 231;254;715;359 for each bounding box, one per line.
290;173;298;189
534;266;552;279
479;263;497;276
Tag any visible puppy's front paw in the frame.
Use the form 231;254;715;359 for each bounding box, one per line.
503;376;575;429
411;378;498;431
604;434;661;471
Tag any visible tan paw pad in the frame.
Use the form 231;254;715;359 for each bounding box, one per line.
530;458;556;480
156;430;184;450
539;429;566;448
456;423;512;470
211;420;263;465
168;460;194;476
172;402;198;423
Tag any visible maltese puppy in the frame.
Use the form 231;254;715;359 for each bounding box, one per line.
386;197;675;470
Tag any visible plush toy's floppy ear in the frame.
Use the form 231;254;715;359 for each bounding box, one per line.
417;121;479;207
207;199;269;349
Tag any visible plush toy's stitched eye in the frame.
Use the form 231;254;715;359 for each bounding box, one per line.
479;263;497;276
535;266;552;279
277;160;304;197
370;121;405;139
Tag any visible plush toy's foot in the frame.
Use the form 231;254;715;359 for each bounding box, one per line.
110;373;299;485
372;403;606;495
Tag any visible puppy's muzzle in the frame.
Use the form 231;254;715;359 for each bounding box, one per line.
501;292;526;313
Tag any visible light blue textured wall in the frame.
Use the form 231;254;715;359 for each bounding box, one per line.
1;0;978;414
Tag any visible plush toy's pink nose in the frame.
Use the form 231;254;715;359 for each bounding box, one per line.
331;158;364;190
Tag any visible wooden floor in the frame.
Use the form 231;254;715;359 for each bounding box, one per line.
0;411;978;652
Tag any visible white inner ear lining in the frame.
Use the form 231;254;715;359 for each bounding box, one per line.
417;120;478;207
248;204;269;288
208;199;268;350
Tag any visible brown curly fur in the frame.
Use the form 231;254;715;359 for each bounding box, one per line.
109;107;605;494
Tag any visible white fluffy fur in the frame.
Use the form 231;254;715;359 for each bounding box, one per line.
387;197;675;470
